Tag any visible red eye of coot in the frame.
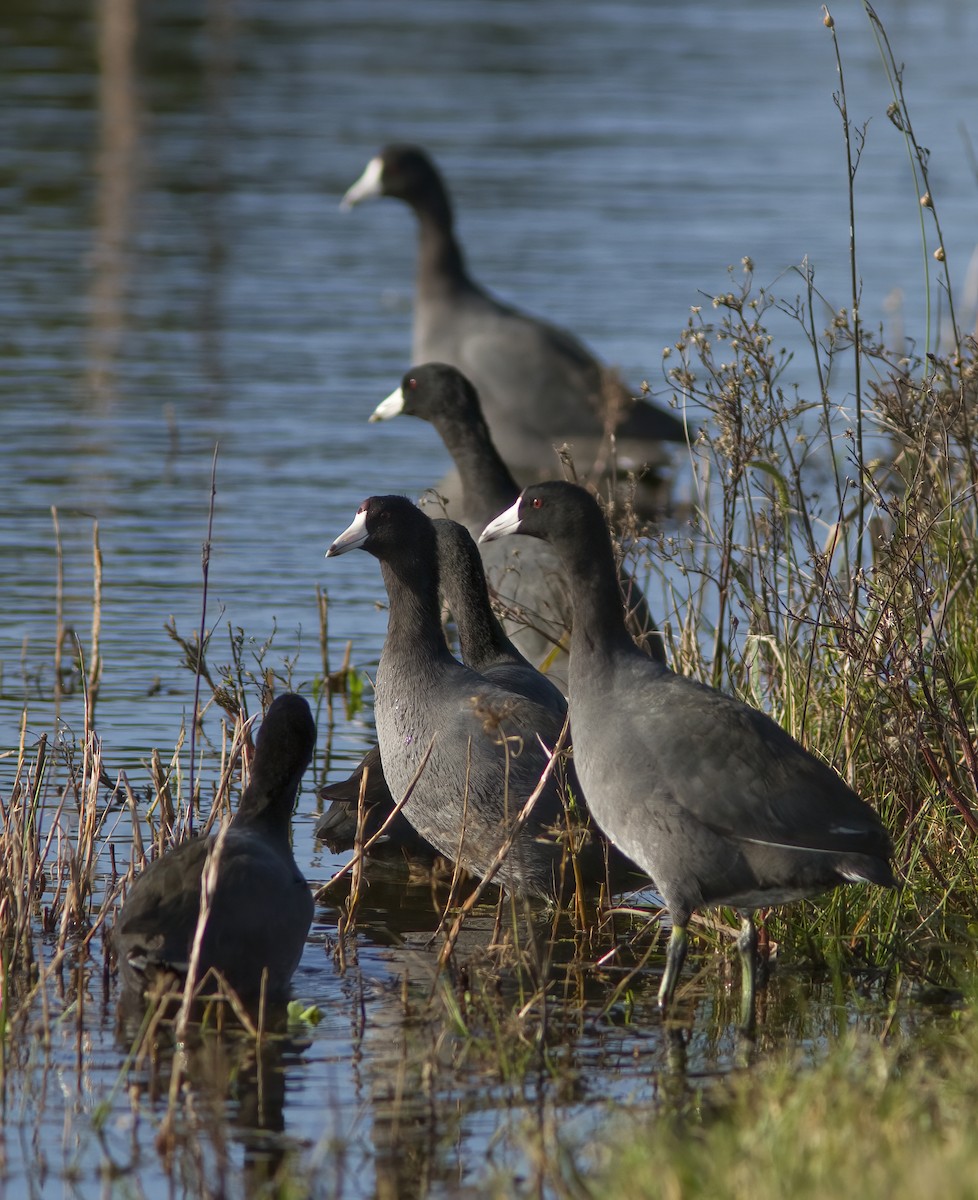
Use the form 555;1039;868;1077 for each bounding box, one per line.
408;377;418;391
532;498;543;509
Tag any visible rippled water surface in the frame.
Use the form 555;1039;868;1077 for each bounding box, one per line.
1;0;975;1194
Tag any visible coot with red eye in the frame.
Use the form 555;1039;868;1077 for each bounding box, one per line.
316;517;566;865
370;361;666;687
341;145;686;513
327;495;608;899
480;481;896;1028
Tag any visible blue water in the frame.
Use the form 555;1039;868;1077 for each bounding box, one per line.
0;0;974;1193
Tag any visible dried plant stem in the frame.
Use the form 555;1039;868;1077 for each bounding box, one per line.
437;719;570;971
87;520;103;728
173;821;230;1043
335;769;371;972
189;444;220;826
824;7;867;591
317;585;330;704
51;506;64;709
862;0;961;357
198;714;253;839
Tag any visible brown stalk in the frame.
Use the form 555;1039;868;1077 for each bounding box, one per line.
436;718;570;970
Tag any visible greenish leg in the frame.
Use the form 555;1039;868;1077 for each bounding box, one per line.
737;914;758;1033
658;923;688;1012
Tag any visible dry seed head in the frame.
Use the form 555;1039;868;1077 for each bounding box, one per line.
822;7;834;28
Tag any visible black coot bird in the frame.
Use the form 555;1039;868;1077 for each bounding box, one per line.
434;516;645;891
481;482;896;1024
326;496;580;899
113;694;316;1002
371;362;665;682
316;517;566;859
342;145;686;502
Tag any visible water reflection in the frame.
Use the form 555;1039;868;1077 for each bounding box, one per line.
114;1003;308;1198
312;867;903;1195
88;0;137;411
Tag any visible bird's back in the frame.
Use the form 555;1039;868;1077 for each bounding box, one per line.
417;291;623;472
114;827;312;1000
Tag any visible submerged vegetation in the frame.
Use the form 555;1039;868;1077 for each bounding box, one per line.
3;5;978;1197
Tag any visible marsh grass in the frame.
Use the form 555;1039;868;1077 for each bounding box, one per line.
655;262;978;975
565;991;978;1200
632;12;978;978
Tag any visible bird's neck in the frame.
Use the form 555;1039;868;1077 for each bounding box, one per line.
415;201;469;297
443;577;510;674
231;788;294;850
433;415;518;523
380;556;453;670
563;536;639;664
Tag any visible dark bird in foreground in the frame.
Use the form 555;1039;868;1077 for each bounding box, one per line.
371;362;665;685
342;145;687;508
327;496;592;899
480;481;896;1026
113;694;316;1003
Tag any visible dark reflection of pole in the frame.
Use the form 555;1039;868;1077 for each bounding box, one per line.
367;972;462;1200
89;0;138;412
316;876;480;1197
198;0;235;412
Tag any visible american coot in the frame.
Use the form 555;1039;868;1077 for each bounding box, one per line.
435;516;647;892
316;517;566;859
326;495;581;899
371;362;666;682
342;145;687;502
481;482;896;1026
113;694;316;1002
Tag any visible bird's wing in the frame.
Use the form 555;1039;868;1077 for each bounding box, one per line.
615;667;892;858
